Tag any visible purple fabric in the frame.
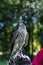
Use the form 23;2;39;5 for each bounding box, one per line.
32;48;43;65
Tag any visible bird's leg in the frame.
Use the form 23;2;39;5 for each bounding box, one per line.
19;50;23;58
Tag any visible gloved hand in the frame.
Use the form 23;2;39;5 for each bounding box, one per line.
16;54;32;65
8;54;32;65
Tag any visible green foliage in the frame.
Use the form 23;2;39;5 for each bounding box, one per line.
0;60;8;65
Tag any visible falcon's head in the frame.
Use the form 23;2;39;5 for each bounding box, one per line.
19;23;26;30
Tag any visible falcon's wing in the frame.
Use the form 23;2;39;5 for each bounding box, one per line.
24;32;29;47
11;29;19;52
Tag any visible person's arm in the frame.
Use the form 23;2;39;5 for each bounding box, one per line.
32;48;43;65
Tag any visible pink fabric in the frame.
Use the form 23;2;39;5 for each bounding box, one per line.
32;48;43;65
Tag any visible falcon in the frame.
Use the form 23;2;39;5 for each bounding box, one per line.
8;22;29;65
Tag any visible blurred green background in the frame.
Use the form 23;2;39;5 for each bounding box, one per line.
0;0;43;65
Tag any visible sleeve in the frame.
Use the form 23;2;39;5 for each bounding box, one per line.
32;48;43;65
